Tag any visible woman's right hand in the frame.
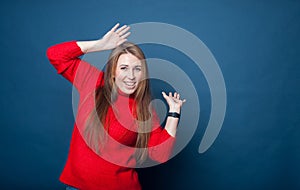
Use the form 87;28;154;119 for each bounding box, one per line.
76;23;131;53
100;23;131;50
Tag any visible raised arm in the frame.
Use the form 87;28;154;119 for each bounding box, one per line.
162;92;186;137
77;23;130;53
148;92;186;163
46;23;130;92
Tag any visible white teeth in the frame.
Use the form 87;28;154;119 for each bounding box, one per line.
124;82;136;86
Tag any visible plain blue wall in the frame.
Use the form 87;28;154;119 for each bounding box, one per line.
0;0;299;189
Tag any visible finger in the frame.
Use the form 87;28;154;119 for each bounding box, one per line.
169;92;172;97
173;92;177;98
118;26;130;36
177;93;180;99
111;23;120;32
120;31;131;39
116;38;127;46
116;25;128;34
182;99;186;103
162;91;169;100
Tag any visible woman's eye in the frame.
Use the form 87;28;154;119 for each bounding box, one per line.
135;67;141;71
120;67;127;70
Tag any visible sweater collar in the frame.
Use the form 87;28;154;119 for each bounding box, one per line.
117;88;135;99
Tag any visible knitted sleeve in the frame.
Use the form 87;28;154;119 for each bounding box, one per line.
148;111;176;163
46;41;104;92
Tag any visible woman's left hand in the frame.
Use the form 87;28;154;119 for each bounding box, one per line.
162;92;186;114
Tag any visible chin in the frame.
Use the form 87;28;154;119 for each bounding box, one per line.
119;88;137;95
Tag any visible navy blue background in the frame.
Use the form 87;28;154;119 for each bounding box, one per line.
0;0;299;189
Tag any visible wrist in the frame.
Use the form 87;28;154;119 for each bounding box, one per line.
168;108;180;114
76;39;105;53
167;112;180;119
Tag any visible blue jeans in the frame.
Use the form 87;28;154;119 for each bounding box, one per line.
66;186;78;190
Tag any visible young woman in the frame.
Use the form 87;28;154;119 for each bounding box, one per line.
46;23;185;190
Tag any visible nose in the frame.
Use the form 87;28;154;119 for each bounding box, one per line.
127;69;135;80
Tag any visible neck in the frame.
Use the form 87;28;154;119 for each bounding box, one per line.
117;88;134;98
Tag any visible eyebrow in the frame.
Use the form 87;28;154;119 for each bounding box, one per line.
119;64;142;67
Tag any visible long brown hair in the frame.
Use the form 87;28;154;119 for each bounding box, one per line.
84;42;152;163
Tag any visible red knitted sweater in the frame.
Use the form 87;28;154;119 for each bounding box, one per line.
46;41;175;190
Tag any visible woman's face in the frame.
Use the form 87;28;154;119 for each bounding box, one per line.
114;53;143;95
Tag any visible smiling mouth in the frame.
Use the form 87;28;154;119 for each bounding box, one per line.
124;81;136;88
